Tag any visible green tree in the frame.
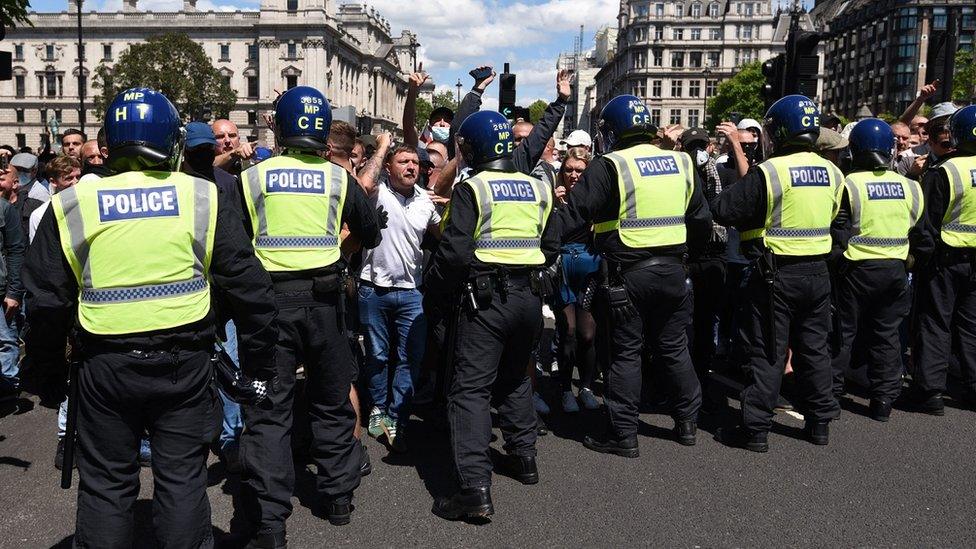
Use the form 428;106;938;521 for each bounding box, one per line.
705;61;765;129
414;97;433;131
1;0;32;28
953;49;976;103
877;112;898;124
528;99;548;123
92;32;235;121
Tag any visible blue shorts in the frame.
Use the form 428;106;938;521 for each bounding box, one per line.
556;243;601;307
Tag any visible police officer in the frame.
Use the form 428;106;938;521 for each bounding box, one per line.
904;105;976;414
711;95;843;452
426;110;559;520
557;95;711;457
830;119;931;421
237;86;382;544
23;88;279;547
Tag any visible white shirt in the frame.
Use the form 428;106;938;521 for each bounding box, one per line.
29;201;49;243
359;180;440;289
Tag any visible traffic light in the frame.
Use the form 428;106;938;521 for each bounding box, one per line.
785;31;821;98
499;62;516;120
762;54;785;111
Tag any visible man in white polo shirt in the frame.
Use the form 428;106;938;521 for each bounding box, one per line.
360;144;441;451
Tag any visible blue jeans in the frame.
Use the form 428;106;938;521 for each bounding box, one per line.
0;312;20;381
218;320;244;452
359;284;427;423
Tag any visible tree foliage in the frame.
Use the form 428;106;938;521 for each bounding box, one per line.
953;49;976;103
413;90;458;130
705;61;765;129
1;0;33;28
414;97;433;131
92;32;235;121
528;99;548;124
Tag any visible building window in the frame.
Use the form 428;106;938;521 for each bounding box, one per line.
708;2;719;17
653;49;663;66
287;0;298;11
45;44;55;61
632;81;646;97
673;28;684;40
14;44;23;61
45;70;57;97
247;44;258;62
707;51;721;67
932;7;947;30
739;25;753;40
691;28;702;40
689;79;701;97
102;44;112;61
691;3;702;18
222;74;231;88
671;52;684;67
286;74;298;89
15;134;26;149
709;28;721;40
690;51;703;67
15;109;24;123
706;79;718;96
40;109;47;125
652;80;662;97
655;3;664;17
633;27;647;42
632;51;646;69
287;42;297;59
688;109;700;128
670;109;682;125
671;80;683;97
55;109;63;122
651;108;661;127
247;110;258;126
220;44;230;62
247;76;258;98
675;3;684;17
654;25;663;40
14;75;24;98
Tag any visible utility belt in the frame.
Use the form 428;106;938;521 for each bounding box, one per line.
938;245;976;265
272;272;346;308
462;267;551;311
83;339;213;358
753;251;827;280
608;255;685;279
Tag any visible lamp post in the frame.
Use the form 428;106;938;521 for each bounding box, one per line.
702;66;712;125
76;0;85;135
455;78;462;107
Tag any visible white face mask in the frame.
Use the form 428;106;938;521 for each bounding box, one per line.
431;126;451;144
696;149;710;166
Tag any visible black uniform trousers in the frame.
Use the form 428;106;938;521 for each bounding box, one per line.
447;281;541;490
240;290;361;535
830;259;910;401
606;264;701;442
75;349;219;549
688;257;727;379
913;252;976;397
740;260;839;433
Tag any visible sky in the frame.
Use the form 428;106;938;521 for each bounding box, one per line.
29;0;812;111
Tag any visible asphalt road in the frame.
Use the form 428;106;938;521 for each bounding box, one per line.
2;372;976;549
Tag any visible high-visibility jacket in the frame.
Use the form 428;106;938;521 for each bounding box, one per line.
52;170;217;335
464;170;552;266
241;153;348;272
939;155;976;248
594;144;694;249
741;152;844;256
843;170;922;261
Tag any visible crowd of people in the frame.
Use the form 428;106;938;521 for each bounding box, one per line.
1;65;975;548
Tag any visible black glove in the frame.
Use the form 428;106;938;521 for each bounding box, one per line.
213;348;276;409
608;284;638;325
375;205;389;230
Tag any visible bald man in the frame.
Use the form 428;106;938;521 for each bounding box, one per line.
80;140;104;168
212;119;254;175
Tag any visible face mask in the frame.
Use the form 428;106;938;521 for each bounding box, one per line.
431;126;451;144
185;147;216;175
695;149;710;167
17;173;32;187
741;142;761;163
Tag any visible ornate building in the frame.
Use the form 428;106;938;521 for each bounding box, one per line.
0;0;421;150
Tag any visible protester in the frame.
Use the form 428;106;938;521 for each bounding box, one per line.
212;119;253;175
60;129;86;159
0;161;26;399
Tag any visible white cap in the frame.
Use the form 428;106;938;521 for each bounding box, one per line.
560;129;592;148
736;118;762;133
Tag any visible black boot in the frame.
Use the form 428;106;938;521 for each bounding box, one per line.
495;454;539;485
674;419;697;446
431;486;494;521
582;435;639;458
245;530;287;549
321;495;353;526
896;390;944;416
714;426;768;453
869;398;892;422
803;420;829;445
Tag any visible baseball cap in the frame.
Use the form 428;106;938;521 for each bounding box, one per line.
736;118;762;133
10;152;37;171
816;127;848;151
254;147;273;162
679;128;710;147
185;122;217;148
930;102;959;122
560;130;593;148
429;106;454;123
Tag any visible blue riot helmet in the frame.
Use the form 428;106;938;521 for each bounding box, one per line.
456;110;514;169
598;94;654;152
949;105;976;155
762;94;821;157
848;118;895;170
103;88;182;173
273;86;332;151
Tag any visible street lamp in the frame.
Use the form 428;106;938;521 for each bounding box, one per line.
702;66;712;125
455;79;462;106
76;0;86;135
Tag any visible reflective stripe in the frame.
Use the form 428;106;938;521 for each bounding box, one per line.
845;178;862;235
606;153;638;219
536;179;550;235
468;177;494;238
255;235;340;248
243;166;268;239
56;185;91;286
81;276;207;304
849;236;909;246
475;238;541;249
766;227;830;238
767;166;785;229
619;216;685;228
945;162;966;227
326;166;343;235
943;223;976;234
907;179;922;223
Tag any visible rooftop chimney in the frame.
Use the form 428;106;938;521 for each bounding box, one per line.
123;0;138;12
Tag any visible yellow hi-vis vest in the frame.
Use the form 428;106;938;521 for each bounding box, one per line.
741;152;844;256
52;171;217;336
843;170;922;261
593;144;693;249
241;153;348;272
939;155;976;248
465;171;553;266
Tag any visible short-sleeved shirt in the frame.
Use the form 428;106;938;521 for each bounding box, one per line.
358;181;440;289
